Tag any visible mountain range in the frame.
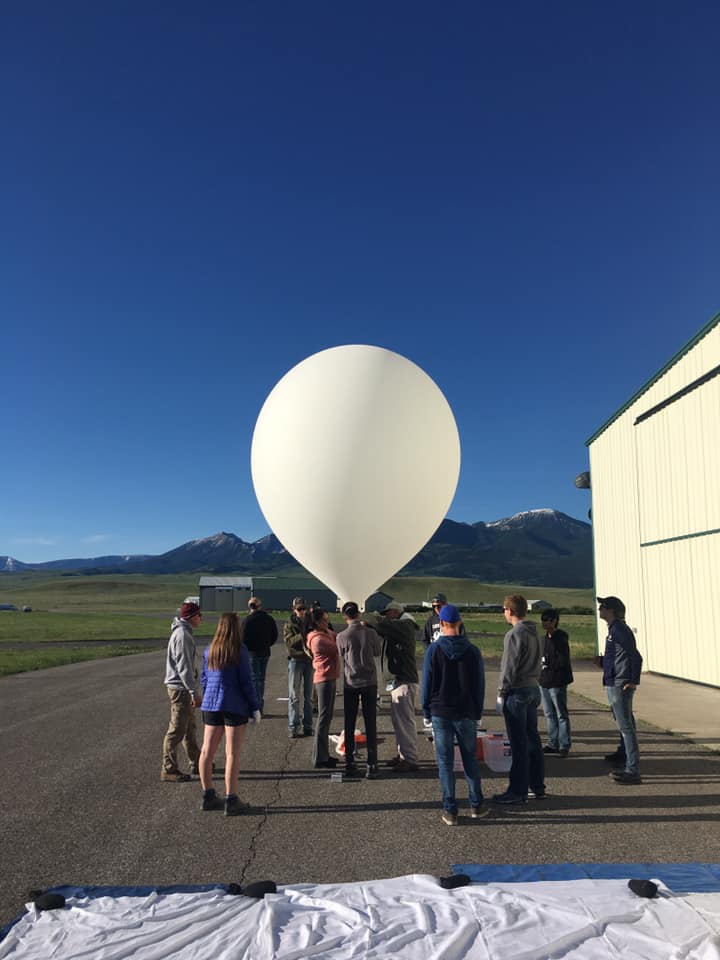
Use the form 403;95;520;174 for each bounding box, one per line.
1;509;593;587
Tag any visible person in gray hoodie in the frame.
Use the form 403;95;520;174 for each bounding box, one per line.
492;594;545;805
161;601;202;782
421;604;487;825
336;601;382;779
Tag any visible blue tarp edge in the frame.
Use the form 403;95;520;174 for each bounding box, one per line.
452;862;720;892
3;865;720;942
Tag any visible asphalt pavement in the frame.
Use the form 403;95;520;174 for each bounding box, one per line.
1;647;719;932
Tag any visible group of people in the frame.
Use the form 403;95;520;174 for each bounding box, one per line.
160;588;643;821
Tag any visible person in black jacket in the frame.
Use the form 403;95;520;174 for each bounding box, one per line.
539;609;573;757
242;596;278;714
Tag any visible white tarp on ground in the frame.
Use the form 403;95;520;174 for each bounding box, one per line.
2;875;720;960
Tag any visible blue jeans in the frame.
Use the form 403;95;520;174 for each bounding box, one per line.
606;685;640;774
540;686;571;751
503;686;545;798
249;654;269;713
431;716;483;813
288;658;314;733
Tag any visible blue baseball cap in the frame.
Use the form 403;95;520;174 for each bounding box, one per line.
439;604;461;623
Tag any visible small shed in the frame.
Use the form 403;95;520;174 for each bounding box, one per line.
529;600;553;612
199;577;253;612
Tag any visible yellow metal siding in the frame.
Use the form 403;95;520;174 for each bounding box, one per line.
589;321;720;687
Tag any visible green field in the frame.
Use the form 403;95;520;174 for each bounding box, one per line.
0;570;599;674
384;575;594;611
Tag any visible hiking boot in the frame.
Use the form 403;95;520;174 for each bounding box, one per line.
470;804;490;819
491;791;527;805
543;745;559;754
314;758;338;769
441;810;458;826
161;770;191;782
224;796;251;817
394;759;419;773
610;770;642;784
365;763;380;780
201;790;224;811
527;787;547;799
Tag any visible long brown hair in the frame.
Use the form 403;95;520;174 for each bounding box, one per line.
207;612;243;671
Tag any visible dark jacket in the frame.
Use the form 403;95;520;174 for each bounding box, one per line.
243;610;278;658
368;613;419;684
283;614;311;661
422;612;465;647
539;628;574;688
601;619;643;687
421;633;485;722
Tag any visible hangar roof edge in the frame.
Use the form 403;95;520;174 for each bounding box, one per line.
585;310;720;446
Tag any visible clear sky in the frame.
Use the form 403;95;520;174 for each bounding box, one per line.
3;2;719;563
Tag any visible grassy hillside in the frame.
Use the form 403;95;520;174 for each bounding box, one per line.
0;571;201;612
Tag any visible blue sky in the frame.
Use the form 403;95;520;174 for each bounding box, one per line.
3;2;719;563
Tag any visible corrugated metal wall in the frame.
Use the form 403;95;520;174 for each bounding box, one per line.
589;320;720;687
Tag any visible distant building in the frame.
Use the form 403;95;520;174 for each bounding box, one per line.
251;576;337;613
586;310;720;688
529;600;553;612
199;577;253;612
364;591;393;613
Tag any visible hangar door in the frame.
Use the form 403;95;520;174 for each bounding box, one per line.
634;369;720;686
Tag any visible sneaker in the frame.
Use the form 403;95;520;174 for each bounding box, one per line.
527;788;547;799
365;764;380;780
543;746;559;754
386;756;402;767
441;810;458;826
161;770;191;782
314;758;338;769
470;804;490;819
604;751;626;765
344;763;361;778
491;791;527;805
288;729;301;739
610;770;642;784
224;796;251;817
394;759;419;773
303;728;313;737
201;790;223;811
558;749;570;758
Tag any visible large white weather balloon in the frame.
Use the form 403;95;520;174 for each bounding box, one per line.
251;345;461;605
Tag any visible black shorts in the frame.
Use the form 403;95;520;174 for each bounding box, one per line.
202;711;248;727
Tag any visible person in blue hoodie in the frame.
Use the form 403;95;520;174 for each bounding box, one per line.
421;604;487;826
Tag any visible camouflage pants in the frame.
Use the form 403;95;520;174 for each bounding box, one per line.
162;687;201;773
